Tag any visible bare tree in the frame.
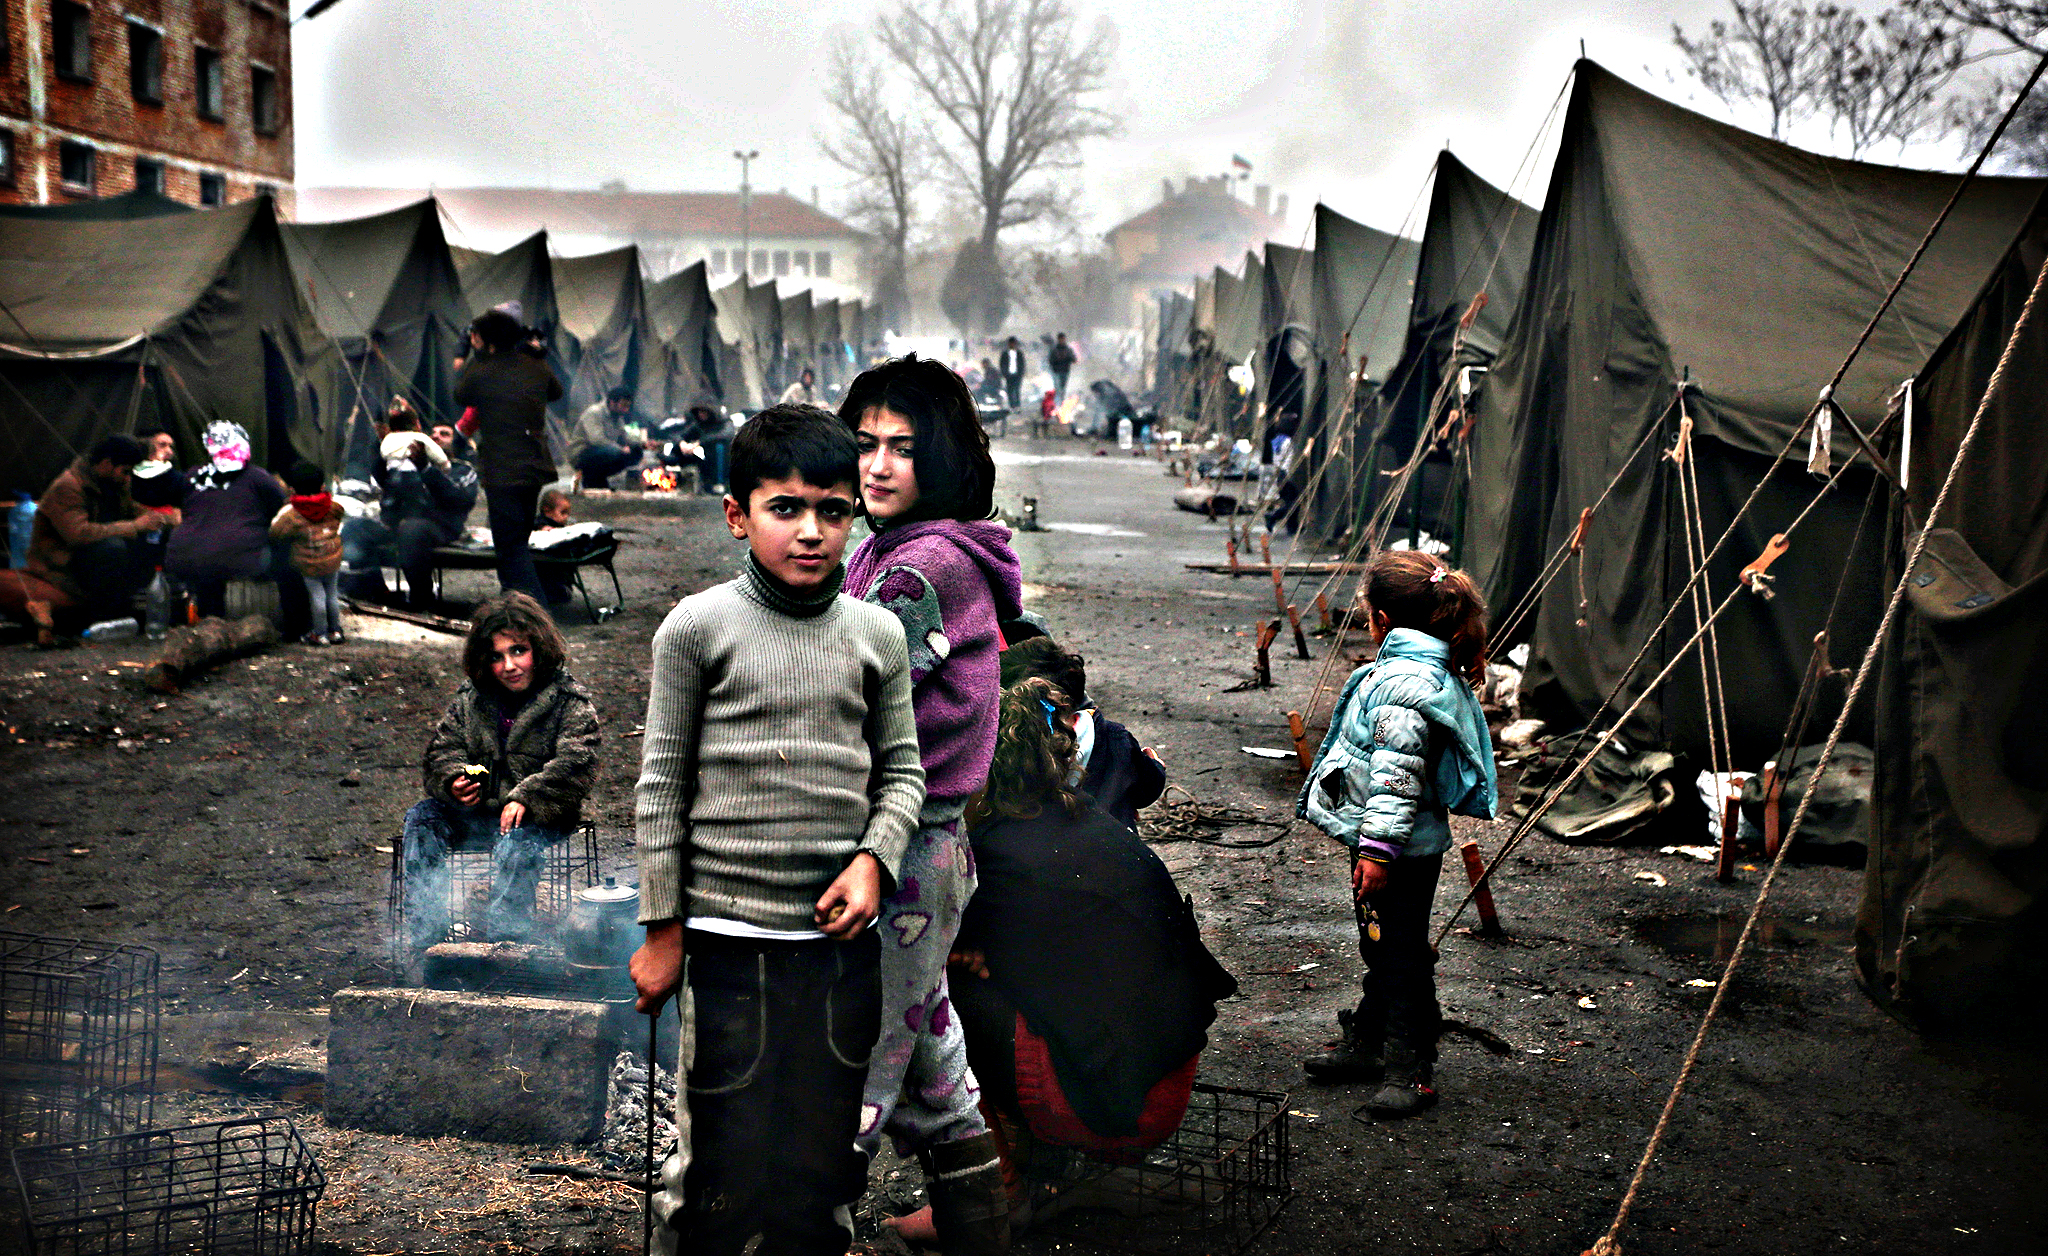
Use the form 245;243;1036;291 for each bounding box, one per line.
874;0;1120;333
1675;2;1978;156
1674;2;1840;139
1819;8;1969;154
1906;2;2048;169
818;38;926;332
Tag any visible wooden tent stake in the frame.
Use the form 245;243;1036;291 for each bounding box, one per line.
1226;538;1239;574
1255;620;1279;688
1316;592;1332;632
1287;710;1313;771
1460;841;1505;936
1286;604;1310;659
1270;567;1288;616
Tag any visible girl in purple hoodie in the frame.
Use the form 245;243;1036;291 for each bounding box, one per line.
841;357;1023;1253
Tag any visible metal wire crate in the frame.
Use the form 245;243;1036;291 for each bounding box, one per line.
0;933;160;1150
386;822;600;974
1020;1084;1293;1256
11;1116;324;1256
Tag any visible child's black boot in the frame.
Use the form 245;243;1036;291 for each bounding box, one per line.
1364;1047;1437;1118
923;1132;1011;1254
1303;1006;1385;1084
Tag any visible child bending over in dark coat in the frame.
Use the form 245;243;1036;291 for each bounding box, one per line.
999;635;1165;833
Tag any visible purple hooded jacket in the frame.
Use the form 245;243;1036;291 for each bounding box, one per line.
844;518;1024;816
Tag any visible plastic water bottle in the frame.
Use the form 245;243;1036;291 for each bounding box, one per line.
144;570;171;640
7;493;33;568
1117;417;1134;450
82;618;140;642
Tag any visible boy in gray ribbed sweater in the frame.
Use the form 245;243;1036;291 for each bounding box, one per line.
630;405;925;1256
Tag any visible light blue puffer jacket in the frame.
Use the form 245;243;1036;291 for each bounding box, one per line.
1295;628;1497;861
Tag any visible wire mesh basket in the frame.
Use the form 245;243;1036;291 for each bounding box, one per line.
11;1116;324;1256
385;821;600;974
0;933;160;1150
1020;1084;1293;1256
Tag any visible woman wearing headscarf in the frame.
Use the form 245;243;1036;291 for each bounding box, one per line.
165;421;289;619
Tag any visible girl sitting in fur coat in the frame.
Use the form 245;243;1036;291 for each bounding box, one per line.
402;592;601;953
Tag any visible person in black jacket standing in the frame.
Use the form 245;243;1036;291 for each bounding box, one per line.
454;310;562;602
1047;333;1076;407
997;336;1026;412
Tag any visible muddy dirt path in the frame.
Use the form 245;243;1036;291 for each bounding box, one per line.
2;436;2043;1255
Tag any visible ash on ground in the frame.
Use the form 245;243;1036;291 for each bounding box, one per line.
601;1049;678;1171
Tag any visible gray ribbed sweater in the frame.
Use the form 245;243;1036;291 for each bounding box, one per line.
634;565;926;930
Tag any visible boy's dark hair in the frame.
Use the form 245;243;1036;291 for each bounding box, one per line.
838;353;994;523
285;460;326;495
606;386;634;404
538;487;570;514
136;425;171;445
471;309;524;353
728;403;859;509
463;592;569;693
1364;550;1490;687
999;635;1087;708
88;435;146;468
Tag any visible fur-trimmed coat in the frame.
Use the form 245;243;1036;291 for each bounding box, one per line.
421;672;601;832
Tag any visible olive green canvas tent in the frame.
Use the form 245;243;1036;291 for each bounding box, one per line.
553;244;650;417
1858;188;2048;1031
712;276;769;412
0;189;192;220
281;199;468;462
1465;61;2042;763
1292;204;1420;537
0;196;342;497
646;261;721;413
779;289;814;391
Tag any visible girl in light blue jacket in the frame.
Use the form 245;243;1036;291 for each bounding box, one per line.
1297;550;1497;1116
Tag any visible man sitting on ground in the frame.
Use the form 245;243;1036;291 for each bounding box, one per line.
569;387;649;490
27;435;175;622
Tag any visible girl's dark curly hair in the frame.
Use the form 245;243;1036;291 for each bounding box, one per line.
970;677;1087;827
462;592;568;694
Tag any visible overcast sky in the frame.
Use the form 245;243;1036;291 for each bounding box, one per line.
294;0;1955;240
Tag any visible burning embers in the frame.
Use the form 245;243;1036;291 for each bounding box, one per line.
641;465;680;493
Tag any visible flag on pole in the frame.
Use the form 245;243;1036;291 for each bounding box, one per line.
1231;154;1253;173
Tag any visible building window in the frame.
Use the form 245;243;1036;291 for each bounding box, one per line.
129;22;164;104
195;47;223;121
0;132;15;188
815;251;832;278
199;172;226;206
710;249;726;273
794;252;810;277
134;157;164;196
752;249;767;274
59;141;96;194
772;250;790;277
54;2;93;82
251;65;279;135
255;182;279;203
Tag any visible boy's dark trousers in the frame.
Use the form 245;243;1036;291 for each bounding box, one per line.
675;929;882;1256
1354;852;1445;1074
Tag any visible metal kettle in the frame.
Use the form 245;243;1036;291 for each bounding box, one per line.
564;877;640;971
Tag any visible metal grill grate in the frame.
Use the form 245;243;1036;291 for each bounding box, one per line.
385;823;600;974
11;1116;324;1256
1020;1084;1293;1256
0;933;160;1151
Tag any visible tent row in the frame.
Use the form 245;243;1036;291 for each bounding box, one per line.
1147;61;2048;1028
0;194;874;494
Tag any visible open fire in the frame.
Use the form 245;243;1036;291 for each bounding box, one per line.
641;465;679;492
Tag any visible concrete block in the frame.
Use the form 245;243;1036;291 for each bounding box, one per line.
325;987;616;1144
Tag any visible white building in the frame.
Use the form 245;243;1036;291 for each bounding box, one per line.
297;185;870;300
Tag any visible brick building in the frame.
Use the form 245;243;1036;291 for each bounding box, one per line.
0;0;293;213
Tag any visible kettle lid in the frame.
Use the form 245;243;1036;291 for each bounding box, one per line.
578;876;639;904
